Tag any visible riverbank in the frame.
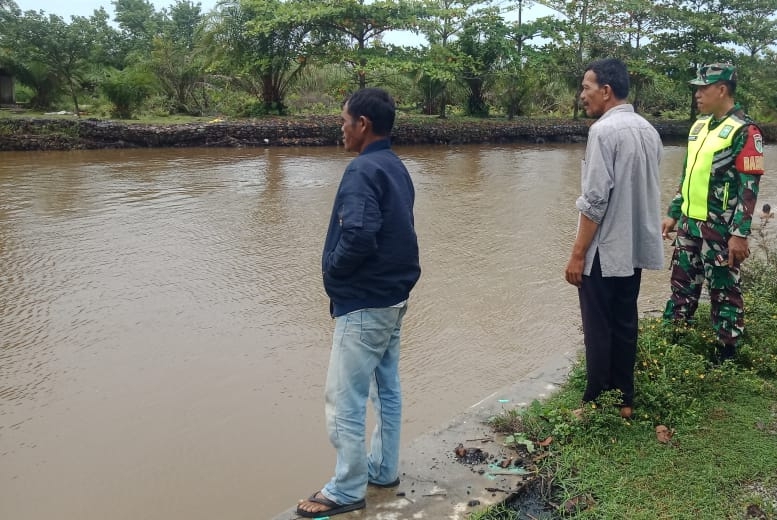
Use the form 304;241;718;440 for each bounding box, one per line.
475;252;777;520
0;114;746;151
272;249;777;520
268;350;578;520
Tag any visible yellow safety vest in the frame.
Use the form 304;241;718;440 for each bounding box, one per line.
682;115;744;220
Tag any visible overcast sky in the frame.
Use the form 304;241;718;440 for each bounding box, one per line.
12;0;554;48
14;0;552;20
14;0;218;19
12;0;426;45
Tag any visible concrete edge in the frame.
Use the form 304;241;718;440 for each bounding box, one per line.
270;350;579;520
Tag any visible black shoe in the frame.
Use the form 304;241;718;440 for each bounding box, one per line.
713;344;736;364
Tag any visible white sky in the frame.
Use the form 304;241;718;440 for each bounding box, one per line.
12;0;554;47
14;0;219;18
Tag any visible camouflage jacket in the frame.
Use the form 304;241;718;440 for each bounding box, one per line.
667;104;764;240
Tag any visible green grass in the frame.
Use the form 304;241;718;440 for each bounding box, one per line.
549;384;777;519
482;255;777;520
470;503;524;520
0;107;221;124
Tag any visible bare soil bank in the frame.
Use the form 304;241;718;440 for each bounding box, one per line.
0;115;771;151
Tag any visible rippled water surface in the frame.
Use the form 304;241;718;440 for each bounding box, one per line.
1;144;774;519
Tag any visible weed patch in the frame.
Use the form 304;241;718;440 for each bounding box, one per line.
479;251;777;520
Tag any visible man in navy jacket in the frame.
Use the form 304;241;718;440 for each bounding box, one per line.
297;88;421;518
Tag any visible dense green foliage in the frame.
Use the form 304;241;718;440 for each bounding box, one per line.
482;237;777;519
2;0;777;120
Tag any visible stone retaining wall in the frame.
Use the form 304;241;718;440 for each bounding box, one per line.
0;115;770;152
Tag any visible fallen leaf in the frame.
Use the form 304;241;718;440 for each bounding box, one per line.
506;433;536;453
563;494;594;514
531;451;552;463
538;436;554;447
655;425;675;443
746;504;768;519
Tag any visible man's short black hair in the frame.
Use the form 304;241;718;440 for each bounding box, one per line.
344;88;396;136
721;80;737;97
585;58;630;100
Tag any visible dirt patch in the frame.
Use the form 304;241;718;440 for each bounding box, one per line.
452;439;569;518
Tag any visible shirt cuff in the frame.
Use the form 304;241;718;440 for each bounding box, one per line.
576;195;605;224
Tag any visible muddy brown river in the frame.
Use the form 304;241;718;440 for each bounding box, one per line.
1;143;774;519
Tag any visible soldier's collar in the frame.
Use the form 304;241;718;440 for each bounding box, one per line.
710;103;741;125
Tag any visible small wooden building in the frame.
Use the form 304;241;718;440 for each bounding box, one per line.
0;68;15;105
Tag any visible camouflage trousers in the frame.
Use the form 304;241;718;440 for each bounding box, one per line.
663;228;743;347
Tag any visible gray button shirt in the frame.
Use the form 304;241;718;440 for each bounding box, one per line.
576;104;664;277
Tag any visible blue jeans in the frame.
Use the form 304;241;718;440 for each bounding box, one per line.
321;304;407;505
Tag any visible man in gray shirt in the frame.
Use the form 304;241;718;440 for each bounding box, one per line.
564;58;664;419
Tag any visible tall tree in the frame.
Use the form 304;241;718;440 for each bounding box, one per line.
0;1;21;74
600;0;657;112
146;0;209;114
0;3;60;108
415;0;477;117
721;0;777;59
407;43;463;116
649;0;735;119
538;0;610;118
88;8;126;69
10;11;106;113
113;0;165;58
501;1;562;118
208;0;311;114
454;6;511;116
300;0;419;89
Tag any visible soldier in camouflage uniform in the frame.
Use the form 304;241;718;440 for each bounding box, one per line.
662;63;765;361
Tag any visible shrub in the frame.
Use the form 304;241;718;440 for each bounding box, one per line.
100;69;156;119
739;248;777;378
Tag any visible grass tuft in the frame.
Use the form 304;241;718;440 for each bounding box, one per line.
480;246;777;520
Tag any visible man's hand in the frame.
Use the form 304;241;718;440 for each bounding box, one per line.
565;253;585;288
661;217;677;239
728;235;750;267
566;213;598;288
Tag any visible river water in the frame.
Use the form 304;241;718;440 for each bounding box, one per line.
1;143;774;519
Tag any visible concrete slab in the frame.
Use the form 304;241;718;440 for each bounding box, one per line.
270;351;576;520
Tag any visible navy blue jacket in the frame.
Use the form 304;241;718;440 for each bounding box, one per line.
322;139;421;317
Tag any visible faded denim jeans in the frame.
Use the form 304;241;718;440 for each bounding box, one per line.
321;304;407;505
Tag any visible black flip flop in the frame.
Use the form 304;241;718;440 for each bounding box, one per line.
296;492;366;518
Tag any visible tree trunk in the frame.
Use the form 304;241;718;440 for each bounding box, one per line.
573;0;588;120
466;78;488;117
688;90;697;121
69;80;80;116
358;40;367;89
